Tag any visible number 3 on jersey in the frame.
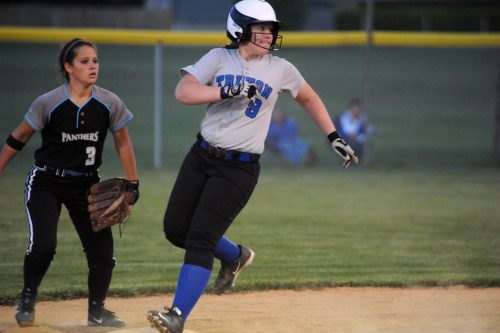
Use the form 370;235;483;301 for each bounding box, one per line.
245;98;262;119
85;146;96;166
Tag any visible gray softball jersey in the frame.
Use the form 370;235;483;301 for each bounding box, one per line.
24;84;133;170
181;47;305;154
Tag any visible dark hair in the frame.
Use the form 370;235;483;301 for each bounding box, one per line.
58;38;97;82
347;98;363;108
224;40;240;49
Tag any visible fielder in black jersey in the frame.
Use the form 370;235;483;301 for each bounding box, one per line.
0;38;139;328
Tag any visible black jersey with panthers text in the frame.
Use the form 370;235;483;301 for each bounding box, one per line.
24;85;133;171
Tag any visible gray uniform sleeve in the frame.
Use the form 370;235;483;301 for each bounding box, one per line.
24;97;50;131
93;86;133;132
24;86;66;131
278;60;306;98
180;48;222;84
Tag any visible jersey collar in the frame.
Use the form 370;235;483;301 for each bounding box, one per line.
64;84;94;108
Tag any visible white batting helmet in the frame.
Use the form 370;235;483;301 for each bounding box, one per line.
226;0;283;50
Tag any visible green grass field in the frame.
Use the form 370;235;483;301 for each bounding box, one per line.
0;42;499;304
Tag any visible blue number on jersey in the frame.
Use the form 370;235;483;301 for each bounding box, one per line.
245;98;262;119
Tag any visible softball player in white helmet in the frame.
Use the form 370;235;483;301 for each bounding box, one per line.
148;1;357;332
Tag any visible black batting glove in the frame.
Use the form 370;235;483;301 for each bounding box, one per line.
328;131;359;168
220;81;257;103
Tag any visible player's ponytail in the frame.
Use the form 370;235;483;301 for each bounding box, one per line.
224;40;240;49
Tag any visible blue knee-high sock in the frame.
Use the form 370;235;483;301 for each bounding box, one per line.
172;264;211;319
214;236;240;262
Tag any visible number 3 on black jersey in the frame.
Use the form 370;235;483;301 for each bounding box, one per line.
85;146;96;166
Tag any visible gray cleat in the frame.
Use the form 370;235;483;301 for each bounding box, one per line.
15;291;36;327
147;306;185;333
213;245;255;295
88;306;125;327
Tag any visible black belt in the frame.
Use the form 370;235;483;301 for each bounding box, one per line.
197;134;260;162
35;163;96;177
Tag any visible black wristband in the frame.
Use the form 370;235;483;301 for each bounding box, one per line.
327;131;340;143
127;179;139;191
6;134;25;151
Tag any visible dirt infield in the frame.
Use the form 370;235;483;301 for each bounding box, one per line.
1;287;499;333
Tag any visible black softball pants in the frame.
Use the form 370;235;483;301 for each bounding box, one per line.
23;166;115;308
163;142;260;270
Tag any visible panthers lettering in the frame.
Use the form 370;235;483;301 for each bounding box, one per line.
61;131;99;143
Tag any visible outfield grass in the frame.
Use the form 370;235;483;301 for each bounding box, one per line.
1;42;500;304
1;167;499;304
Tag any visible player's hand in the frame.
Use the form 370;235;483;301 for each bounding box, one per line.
220;81;257;103
328;131;359;168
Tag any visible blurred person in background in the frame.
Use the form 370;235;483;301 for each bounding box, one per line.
0;38;138;328
334;98;374;163
265;108;317;166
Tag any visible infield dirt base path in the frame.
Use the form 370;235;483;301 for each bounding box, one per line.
1;287;499;333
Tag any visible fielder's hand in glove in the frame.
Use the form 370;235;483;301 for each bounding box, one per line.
220;80;258;103
87;178;139;232
328;131;359;168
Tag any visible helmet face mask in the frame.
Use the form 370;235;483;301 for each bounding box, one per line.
227;0;283;51
245;29;283;51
